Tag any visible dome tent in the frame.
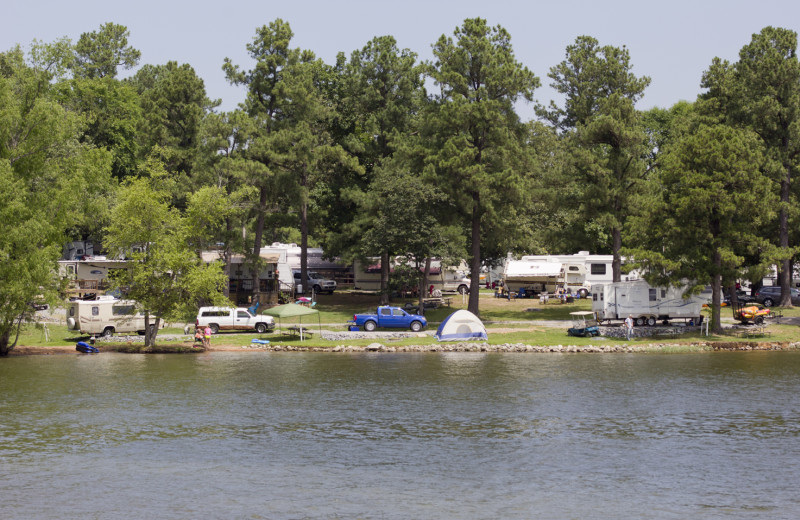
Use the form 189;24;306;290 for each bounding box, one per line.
434;310;488;342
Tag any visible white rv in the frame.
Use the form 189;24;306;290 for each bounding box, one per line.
353;258;471;294
66;297;164;337
502;252;639;297
591;280;706;326
503;258;588;296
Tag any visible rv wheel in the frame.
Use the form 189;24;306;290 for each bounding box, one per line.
102;327;114;338
647;317;656;327
458;285;468;295
635;317;645;326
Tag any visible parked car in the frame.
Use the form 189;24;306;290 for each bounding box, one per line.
293;271;336;294
196;306;275;334
350;306;427;332
753;286;800;307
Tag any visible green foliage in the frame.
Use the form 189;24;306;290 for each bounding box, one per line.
542;35;651;280
130;61;217;181
105;174;229;345
0;45;113;355
422;18;539;314
71;22;141;79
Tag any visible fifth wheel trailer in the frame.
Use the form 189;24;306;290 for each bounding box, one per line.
591;280;707;326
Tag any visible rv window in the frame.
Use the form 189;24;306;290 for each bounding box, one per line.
590;264;607;275
69;307;74;317
649;289;657;301
92;306;99;316
68;265;75;275
112;305;135;316
661;289;666;298
568;266;580;271
593;293;597;301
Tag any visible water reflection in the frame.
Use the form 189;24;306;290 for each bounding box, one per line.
2;352;800;519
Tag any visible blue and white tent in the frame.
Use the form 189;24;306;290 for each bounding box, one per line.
434;310;488;342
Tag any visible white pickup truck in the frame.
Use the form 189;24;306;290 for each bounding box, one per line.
195;307;275;334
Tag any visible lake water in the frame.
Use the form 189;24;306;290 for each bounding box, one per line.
2;351;800;519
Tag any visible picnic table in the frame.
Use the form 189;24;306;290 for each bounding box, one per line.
735;325;771;338
281;325;314;339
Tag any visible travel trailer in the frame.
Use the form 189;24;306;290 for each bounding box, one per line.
591;280;706;326
503;258;588;296
66;296;164;337
353;258;471;294
502;252;638;297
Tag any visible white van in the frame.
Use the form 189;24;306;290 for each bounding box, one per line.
195;307;275;334
66;297;162;337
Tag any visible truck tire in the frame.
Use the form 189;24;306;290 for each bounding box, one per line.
255;322;268;334
313;284;322;293
410;321;423;332
364;320;377;332
209;323;220;334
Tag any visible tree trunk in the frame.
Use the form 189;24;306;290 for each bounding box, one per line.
380;251;390;305
300;195;309;298
419;257;432;316
0;330;11;357
468;192;481;315
612;226;622;283
711;250;723;334
223;217;233;298
251;186;268;304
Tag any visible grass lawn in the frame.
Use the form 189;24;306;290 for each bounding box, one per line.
10;289;799;351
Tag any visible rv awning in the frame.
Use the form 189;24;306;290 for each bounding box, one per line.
505;262;562;278
203;252;281;264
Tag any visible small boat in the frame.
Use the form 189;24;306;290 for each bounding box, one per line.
251;339;270;345
76;341;99;353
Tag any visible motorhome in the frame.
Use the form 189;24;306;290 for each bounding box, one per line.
591;280;707;326
66;296;164;337
353;258;471;294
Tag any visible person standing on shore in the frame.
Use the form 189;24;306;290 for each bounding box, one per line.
624;315;634;341
203;325;212;349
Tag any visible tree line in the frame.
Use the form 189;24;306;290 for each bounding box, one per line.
2;19;799;353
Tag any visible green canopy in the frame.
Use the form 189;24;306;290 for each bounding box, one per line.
262;303;320;340
263;303;319;318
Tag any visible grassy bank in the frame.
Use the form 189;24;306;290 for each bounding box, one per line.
9;289;800;353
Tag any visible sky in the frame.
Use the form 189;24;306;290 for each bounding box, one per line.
3;0;800;120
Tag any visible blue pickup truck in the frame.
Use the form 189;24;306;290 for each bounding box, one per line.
351;306;428;332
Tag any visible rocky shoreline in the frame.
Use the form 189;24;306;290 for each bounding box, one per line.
235;340;800;353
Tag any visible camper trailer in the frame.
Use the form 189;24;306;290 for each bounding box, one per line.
353;258;471;294
503;258;586;296
591;280;706;326
502;252;638;297
66;296;164;337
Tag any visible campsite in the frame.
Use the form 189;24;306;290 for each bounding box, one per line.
12;289;800;355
